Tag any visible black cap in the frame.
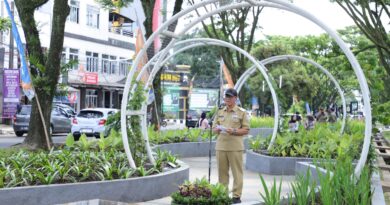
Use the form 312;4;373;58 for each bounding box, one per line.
224;88;238;97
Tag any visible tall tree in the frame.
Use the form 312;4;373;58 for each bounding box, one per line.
250;27;383;113
97;0;184;129
332;0;390;96
188;1;263;81
187;0;263;103
14;0;70;149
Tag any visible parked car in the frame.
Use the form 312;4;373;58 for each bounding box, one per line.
71;108;118;140
54;104;76;117
13;105;72;137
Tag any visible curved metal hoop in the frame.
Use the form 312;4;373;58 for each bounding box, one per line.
121;0;371;178
235;55;347;135
145;38;280;150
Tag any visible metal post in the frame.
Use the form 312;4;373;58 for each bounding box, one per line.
8;1;13;69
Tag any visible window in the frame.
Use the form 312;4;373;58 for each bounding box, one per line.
61;48;67;64
68;0;79;23
109;55;117;74
85;89;98;108
119;58;131;76
86;51;99;72
69;48;79;70
78;110;103;118
101;54;109;74
86;5;100;29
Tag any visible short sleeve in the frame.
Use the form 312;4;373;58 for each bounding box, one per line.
241;111;250;129
212;110;220;129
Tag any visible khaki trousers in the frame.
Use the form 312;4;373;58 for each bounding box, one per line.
216;150;244;198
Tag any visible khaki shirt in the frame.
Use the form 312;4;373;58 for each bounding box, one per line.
213;105;250;151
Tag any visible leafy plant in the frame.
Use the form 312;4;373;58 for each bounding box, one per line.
290;172;316;205
259;175;282;205
171;177;232;205
250;117;275;128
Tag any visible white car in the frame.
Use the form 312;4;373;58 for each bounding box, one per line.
71;108;118;140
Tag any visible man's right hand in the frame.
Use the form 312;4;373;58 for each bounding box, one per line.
213;127;221;134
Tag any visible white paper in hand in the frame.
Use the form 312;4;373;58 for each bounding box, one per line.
216;125;227;134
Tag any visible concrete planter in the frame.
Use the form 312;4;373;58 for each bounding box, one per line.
155;141;216;158
245;150;313;175
0;161;189;205
155;137;252;158
249;128;273;138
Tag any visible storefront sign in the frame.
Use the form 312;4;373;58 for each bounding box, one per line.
83;72;98;84
2;69;20;119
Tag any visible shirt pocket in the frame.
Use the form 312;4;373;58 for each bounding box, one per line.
232;116;242;128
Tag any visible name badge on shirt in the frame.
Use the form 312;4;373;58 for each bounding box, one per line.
232;113;239;122
218;115;225;121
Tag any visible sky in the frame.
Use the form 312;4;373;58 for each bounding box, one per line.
258;0;355;36
170;0;357;37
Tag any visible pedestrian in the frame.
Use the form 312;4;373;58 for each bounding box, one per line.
327;108;337;123
213;88;250;204
198;112;209;129
288;115;297;132
304;114;316;130
315;108;327;123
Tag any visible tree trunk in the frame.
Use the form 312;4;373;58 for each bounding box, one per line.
142;0;183;129
15;0;69;149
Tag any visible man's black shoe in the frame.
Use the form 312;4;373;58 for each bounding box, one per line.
232;197;241;204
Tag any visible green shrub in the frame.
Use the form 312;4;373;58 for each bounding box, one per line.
171;177;232;205
259;175;282;205
252;121;364;159
250;117;274;128
148;127;212;145
0;138;179;188
317;158;372;205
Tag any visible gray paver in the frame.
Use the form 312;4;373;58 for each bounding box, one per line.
136;155;295;205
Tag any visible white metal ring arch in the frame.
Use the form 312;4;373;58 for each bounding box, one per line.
121;0;371;177
235;55;347;135
143;38;281;150
153;43;346;144
141;38;279;161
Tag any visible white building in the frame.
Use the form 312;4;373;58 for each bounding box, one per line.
0;0;137;112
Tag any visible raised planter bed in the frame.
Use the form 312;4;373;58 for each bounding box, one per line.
155;141;217;158
296;161;386;205
155;137;253;158
0;161;189;205
245;150;313;175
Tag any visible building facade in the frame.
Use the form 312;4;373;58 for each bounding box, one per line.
0;0;136;113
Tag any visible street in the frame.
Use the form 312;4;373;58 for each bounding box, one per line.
0;134;68;148
0;123;186;148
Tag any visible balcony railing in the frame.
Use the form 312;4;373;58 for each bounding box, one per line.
108;26;134;38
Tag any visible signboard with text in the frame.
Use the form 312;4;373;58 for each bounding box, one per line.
2;69;20;119
162;86;180;112
83;72;98;84
189;88;219;111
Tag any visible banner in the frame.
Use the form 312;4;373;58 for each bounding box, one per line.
152;0;162;52
162;86;180;112
4;0;34;100
305;102;311;115
189;88;219;110
147;88;155;105
2;69;20;119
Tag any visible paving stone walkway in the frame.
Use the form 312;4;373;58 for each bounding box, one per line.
133;155;295;205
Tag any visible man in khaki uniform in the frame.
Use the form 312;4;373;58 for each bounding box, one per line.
213;88;249;204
